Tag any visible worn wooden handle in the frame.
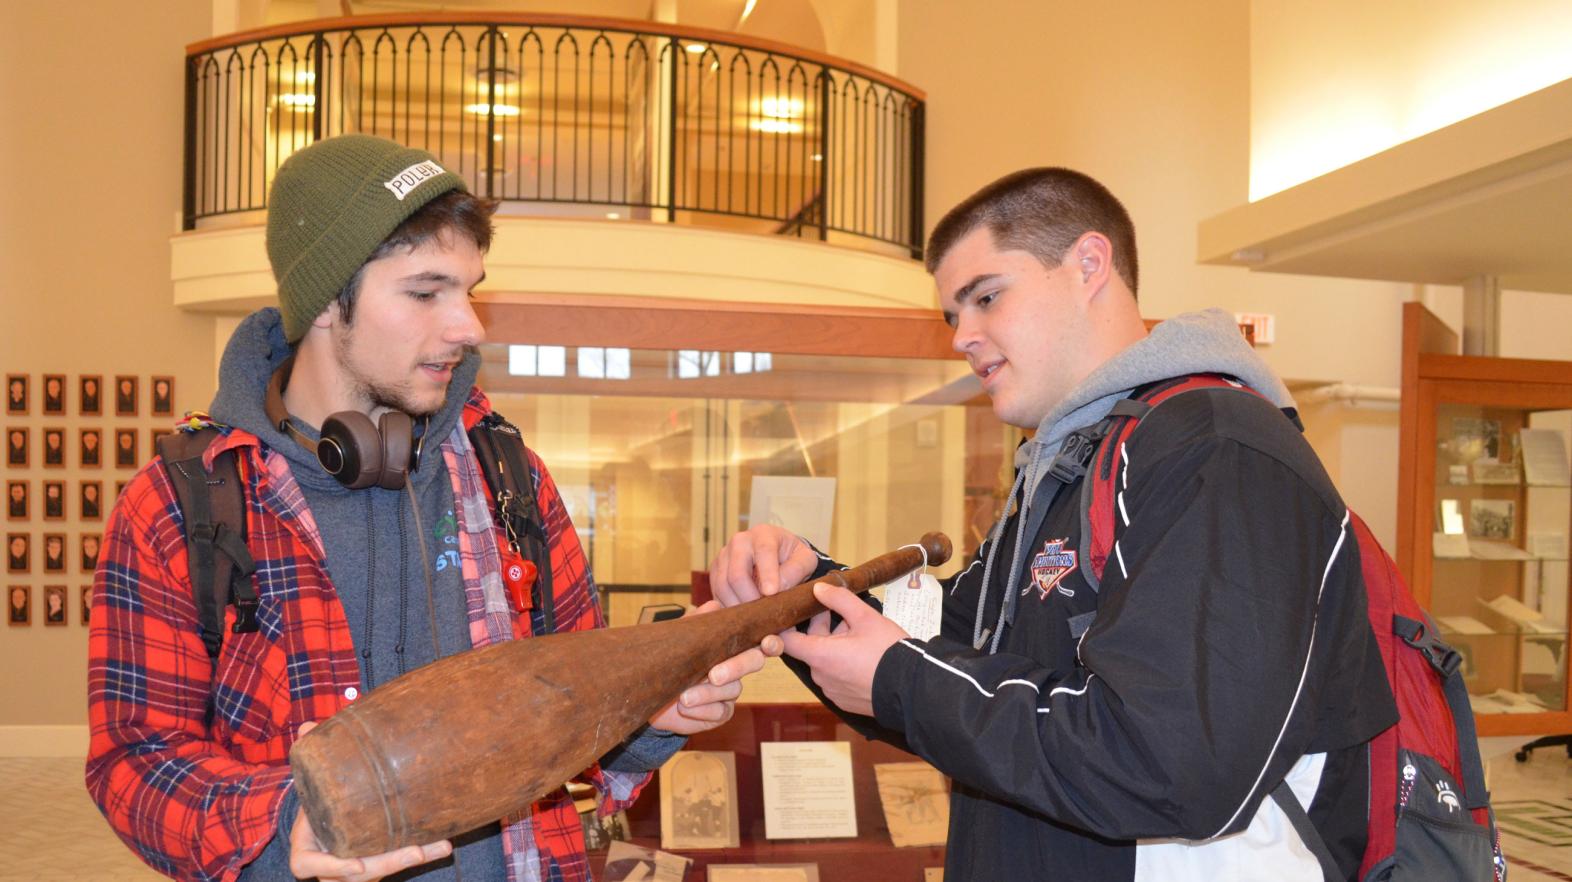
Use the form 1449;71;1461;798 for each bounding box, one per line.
290;532;952;856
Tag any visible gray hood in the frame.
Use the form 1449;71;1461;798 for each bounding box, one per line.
974;308;1293;653
1016;307;1293;499
208;307;480;493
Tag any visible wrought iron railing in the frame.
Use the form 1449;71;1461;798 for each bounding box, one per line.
184;13;925;256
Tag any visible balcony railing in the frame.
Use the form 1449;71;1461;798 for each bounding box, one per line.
184;12;925;257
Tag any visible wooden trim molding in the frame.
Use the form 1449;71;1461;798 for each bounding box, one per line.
1396;302;1458;583
475;292;957;360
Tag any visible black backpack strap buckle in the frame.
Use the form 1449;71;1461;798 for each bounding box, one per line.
1395;614;1463;677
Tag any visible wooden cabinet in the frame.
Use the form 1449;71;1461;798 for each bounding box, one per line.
1398;303;1572;736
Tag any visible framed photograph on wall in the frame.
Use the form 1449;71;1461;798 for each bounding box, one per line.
41;374;65;415
42;427;66;467
43;585;67;626
151;428;172;451
7;532;30;573
42;533;66;573
42;481;65;521
80;533;101;572
115;428;138;468
151;376;175;417
80;585;92;625
6;374;28;415
80;374;102;416
80;481;102;521
6;426;28;468
6;481;27;521
8;585;30;625
114;375;138;417
80;428;101;468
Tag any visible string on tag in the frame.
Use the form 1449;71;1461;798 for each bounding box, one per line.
898;542;929;588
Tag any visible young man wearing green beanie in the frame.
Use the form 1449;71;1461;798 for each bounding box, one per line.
87;134;768;882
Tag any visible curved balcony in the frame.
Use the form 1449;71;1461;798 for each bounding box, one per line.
184;12;925;258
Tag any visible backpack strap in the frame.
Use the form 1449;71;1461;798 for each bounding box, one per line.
1269;780;1341;882
157;427;259;660
1078;374;1274;592
1393;614;1491;811
468;414;555;636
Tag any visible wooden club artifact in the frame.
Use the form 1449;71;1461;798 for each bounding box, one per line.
290;532;952;856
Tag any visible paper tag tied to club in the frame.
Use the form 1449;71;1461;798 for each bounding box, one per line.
881;569;943;640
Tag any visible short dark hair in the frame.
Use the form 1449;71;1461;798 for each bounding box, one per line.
335;189;500;327
925;168;1139;297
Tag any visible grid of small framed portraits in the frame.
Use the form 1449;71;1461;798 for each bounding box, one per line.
6;372;177;628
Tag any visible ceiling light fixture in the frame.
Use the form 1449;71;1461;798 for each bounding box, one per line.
751;119;803;134
465;103;521;117
760;96;804;119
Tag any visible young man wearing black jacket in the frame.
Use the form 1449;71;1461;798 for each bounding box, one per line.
711;168;1398;881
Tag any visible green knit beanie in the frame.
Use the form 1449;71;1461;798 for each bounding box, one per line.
266;134;468;342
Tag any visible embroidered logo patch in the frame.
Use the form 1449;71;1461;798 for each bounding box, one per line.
383;159;446;201
1028;538;1078;599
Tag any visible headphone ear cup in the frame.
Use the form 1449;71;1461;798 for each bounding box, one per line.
376;410;414;491
321;412;383;490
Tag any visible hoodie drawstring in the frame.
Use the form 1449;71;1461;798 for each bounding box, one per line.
359;490;414;687
990;450;1043;654
361;493;377;687
395;496;410;676
973;465;1027;652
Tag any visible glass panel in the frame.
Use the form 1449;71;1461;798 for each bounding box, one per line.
1431;403;1572;715
477;345;1019;626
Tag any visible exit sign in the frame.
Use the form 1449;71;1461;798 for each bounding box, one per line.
1235;312;1276;345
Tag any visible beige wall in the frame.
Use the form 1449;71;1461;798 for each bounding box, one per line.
1250;0;1572;200
896;0;1418;548
1;1;215;728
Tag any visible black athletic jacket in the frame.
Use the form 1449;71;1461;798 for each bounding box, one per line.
802;387;1398;881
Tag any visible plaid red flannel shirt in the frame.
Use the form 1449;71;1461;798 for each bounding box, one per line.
86;389;647;882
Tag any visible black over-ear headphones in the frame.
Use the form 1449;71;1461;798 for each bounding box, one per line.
265;357;426;490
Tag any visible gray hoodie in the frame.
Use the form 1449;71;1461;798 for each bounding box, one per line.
217;309;678;881
215;308;499;881
210;308;475;692
975;308;1295;652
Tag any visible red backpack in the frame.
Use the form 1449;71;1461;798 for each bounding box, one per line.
1074;374;1505;882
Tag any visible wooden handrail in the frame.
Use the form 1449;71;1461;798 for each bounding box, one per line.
185;11;925;101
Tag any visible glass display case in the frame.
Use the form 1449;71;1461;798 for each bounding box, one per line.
472;294;1014;870
1399;303;1572;736
474;295;1021;627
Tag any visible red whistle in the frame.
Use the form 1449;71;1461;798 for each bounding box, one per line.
501;551;538;615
